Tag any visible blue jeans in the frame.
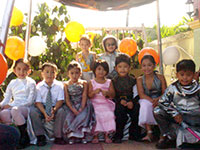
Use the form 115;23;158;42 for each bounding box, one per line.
0;124;20;150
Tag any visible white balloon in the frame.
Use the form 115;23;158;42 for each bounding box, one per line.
163;46;180;65
28;36;46;56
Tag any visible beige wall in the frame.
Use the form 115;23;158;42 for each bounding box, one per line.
148;31;194;86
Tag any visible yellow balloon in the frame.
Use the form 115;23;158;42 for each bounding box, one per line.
10;7;24;27
65;21;85;42
5;36;25;60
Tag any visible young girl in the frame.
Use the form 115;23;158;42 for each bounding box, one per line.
88;60;115;144
63;61;95;144
98;35;119;79
0;59;36;149
137;55;167;142
76;35;96;82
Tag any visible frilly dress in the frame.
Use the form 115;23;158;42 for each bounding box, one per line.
90;79;116;133
63;83;96;138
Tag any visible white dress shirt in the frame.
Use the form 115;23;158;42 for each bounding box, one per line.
0;77;36;107
35;79;64;106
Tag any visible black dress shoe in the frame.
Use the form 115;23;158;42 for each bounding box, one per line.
37;135;47;146
113;138;122;143
155;137;176;149
54;138;66;145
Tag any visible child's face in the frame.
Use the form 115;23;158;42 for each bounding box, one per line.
141;58;155;75
14;62;29;79
95;65;107;78
79;39;91;52
68;67;81;83
42;66;56;86
176;70;195;86
105;38;116;53
115;62;130;77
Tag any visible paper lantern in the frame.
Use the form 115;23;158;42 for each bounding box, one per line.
65;21;85;42
28;36;46;56
5;36;25;60
10;7;24;27
119;38;137;56
163;46;180;65
138;47;159;64
0;54;8;85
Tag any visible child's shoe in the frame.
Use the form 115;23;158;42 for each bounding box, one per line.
68;138;75;145
113;138;122;143
37;135;47;146
105;137;112;144
81;138;87;144
91;138;99;144
155;136;176;149
54;137;66;145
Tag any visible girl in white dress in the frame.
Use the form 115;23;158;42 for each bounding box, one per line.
0;59;36;149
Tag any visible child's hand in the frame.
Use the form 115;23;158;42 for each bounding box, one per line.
45;114;52;122
2;105;11;110
72;109;80;116
127;101;133;109
78;107;83;113
101;90;108;97
120;100;127;106
49;113;54;121
174;114;183;124
95;88;101;94
152;98;159;107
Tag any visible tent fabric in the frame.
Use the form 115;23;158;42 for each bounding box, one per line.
55;0;156;11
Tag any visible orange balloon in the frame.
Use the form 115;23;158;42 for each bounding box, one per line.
138;47;159;64
5;36;25;60
119;38;137;56
0;54;8;85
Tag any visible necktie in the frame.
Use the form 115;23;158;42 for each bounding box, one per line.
45;86;52;116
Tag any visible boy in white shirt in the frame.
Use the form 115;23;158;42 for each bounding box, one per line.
30;62;66;146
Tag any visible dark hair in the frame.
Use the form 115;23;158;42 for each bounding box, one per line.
93;59;109;77
67;60;82;73
176;59;195;73
14;59;30;69
41;62;58;72
141;55;156;65
115;53;131;66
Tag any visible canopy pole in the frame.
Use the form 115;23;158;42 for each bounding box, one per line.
0;0;15;54
24;0;32;62
156;0;163;74
126;9;130;27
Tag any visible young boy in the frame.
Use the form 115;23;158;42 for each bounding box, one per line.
154;59;200;149
112;53;141;143
30;62;66;146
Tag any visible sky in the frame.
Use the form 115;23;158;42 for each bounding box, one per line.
0;0;188;29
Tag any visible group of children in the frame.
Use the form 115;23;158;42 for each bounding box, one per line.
0;35;200;149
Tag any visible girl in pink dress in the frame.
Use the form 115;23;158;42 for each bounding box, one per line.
88;60;116;144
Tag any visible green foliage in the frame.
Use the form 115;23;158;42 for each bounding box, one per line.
146;16;193;42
